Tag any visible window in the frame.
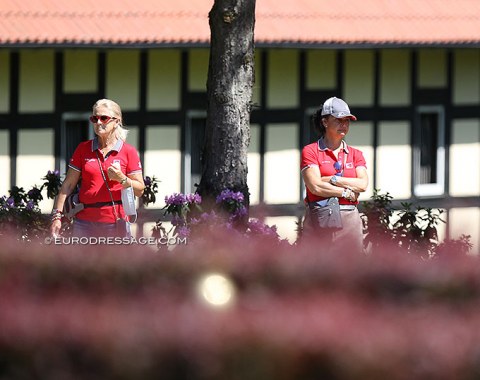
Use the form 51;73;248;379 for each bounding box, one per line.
413;106;445;196
60;113;93;176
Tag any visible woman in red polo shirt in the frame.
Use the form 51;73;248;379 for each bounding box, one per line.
50;99;145;238
301;97;368;254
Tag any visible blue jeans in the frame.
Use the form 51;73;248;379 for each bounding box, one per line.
72;218;131;238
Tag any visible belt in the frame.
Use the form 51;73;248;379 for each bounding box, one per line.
306;200;356;210
84;200;122;208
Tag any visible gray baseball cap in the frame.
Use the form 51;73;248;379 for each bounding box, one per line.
321;97;357;120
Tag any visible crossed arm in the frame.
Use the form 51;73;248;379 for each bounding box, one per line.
302;165;368;200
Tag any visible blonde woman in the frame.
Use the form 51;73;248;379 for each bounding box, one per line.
50;99;145;238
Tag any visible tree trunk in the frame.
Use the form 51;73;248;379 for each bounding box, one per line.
197;0;256;210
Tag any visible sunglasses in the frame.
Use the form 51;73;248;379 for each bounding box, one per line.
334;161;343;177
89;115;117;124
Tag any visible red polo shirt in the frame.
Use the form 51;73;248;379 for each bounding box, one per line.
301;138;366;205
68;137;143;223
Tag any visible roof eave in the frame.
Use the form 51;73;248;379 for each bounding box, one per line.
256;40;480;49
1;40;480;49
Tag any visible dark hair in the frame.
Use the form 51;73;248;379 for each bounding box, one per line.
312;107;328;138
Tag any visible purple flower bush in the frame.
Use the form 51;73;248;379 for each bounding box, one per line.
216;189;248;222
153;189;283;246
164;192;203;217
216;189;244;206
152;192;203;244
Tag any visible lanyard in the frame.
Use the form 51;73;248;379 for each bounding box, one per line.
95;151;120;221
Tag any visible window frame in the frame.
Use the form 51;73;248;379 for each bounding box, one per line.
413;105;446;197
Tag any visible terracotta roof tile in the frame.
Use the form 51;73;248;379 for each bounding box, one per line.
1;0;479;46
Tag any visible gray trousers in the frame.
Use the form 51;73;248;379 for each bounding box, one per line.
302;207;364;254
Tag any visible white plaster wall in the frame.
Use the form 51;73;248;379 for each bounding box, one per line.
0;50;9;113
306;50;336;90
417;49;447;88
380;50;411;106
0;130;10;196
19;50;54;113
188;49;209;92
252;50;262;107
64;50;98;93
449;119;480;196
267;50;299;109
346;121;374;200
376;121;411;199
248;124;261;205
344;50;374;106
147;50;181;110
264;216;299;244
264;123;300;204
125;126;139;151
449;207;480;254
145;126;181;210
453;50;480;105
106;50;140;111
17;129;55;213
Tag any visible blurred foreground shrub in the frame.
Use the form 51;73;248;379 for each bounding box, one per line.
1;235;480;380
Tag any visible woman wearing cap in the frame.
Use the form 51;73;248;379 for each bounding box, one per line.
300;97;368;254
50;99;145;238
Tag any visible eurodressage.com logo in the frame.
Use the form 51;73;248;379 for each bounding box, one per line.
44;236;188;246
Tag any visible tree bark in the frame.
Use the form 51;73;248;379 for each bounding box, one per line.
197;0;256;210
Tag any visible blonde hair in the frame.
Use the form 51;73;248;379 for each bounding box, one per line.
93;98;129;141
